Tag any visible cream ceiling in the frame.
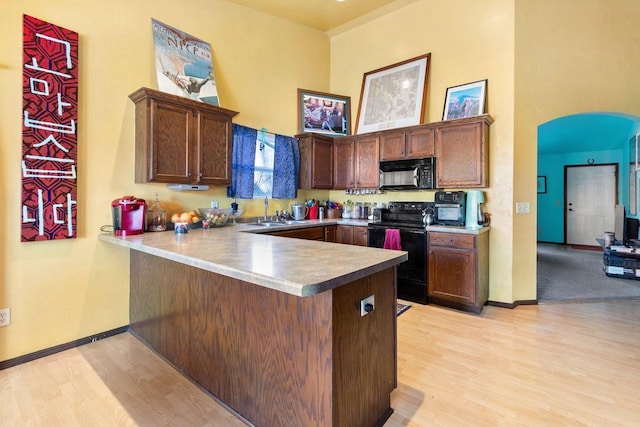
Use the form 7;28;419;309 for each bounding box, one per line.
224;0;411;32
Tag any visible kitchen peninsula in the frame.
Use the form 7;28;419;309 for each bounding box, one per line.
99;222;407;427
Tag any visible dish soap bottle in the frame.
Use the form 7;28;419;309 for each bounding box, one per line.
146;193;167;232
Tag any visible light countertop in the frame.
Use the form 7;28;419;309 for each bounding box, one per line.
99;219;406;297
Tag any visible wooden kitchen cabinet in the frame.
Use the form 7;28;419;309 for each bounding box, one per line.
333;135;379;189
354;136;380;188
333;137;355;189
435;114;493;188
324;225;337;243
268;226;326;241
353;226;369;247
427;230;489;313
335;225;368;246
336;225;354;245
379;127;435;161
296;133;334;189
129;87;238;185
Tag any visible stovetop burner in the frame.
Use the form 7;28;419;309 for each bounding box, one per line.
370;201;434;229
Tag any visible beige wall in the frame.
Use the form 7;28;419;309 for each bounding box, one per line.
329;0;517;302
513;0;640;300
0;0;329;361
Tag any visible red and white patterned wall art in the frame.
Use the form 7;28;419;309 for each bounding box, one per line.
22;15;79;242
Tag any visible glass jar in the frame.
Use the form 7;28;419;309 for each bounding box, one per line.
342;201;353;219
351;202;362;219
146;193;167;231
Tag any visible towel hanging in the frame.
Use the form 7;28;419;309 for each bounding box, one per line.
384;229;402;250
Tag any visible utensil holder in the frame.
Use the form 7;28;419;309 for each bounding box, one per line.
327;208;342;219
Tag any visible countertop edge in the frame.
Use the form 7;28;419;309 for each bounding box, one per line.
98;232;407;297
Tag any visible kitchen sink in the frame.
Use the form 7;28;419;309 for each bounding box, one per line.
248;220;308;227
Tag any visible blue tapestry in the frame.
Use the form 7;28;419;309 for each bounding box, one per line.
272;134;299;199
227;124;257;199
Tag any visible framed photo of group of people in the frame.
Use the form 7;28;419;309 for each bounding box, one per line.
297;89;351;136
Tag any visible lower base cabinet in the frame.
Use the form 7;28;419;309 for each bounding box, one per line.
336;225;368;246
268;226;325;240
325;225;337;243
130;250;397;427
427;230;489;313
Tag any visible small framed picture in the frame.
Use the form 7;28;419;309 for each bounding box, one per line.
442;79;487;121
537;176;547;194
355;53;431;134
297;89;350;136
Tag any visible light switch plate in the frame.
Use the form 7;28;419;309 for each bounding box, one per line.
516;202;531;214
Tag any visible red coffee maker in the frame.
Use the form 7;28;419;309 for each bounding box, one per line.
112;196;146;236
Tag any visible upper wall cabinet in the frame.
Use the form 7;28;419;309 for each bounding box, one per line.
332;135;380;189
379;126;435;161
296;132;334;189
435;115;493;188
129;87;238;185
333;136;356;189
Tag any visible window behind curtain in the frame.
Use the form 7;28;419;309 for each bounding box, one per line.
253;132;275;198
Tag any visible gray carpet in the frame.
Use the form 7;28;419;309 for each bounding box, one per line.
537;243;640;302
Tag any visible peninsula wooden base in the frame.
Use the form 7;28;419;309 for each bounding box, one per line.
130;250;397;427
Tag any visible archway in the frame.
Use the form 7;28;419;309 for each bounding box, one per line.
536;112;640;301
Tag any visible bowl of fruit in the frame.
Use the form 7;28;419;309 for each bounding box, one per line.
197;208;233;228
169;210;203;231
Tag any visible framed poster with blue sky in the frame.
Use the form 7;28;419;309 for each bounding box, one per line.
443;79;487;121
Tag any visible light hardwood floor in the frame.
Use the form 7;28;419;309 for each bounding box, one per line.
1;299;639;426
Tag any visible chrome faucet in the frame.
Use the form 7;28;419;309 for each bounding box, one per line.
264;196;269;221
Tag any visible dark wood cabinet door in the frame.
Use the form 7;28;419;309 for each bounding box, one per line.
406;128;435;158
296;133;333;190
197;110;233;184
324;225;337;242
268;226;325;240
312;137;334;188
297;133;334;189
333;138;355;189
148;99;192;183
435;121;487;187
428;246;476;305
379;132;406;161
354;136;379;188
353;226;368;247
336;225;354;245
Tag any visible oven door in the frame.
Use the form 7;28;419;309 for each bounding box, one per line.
368;224;428;304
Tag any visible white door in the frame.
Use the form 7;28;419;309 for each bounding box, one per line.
566;165;617;246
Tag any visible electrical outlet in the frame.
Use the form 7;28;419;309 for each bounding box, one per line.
0;308;10;327
360;295;375;316
516;202;531;214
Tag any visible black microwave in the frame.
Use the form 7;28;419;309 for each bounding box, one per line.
379;158;436;191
